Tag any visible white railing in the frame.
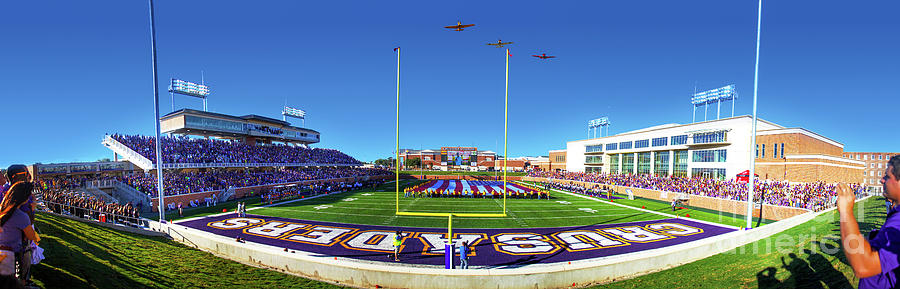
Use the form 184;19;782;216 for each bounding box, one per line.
102;135;155;170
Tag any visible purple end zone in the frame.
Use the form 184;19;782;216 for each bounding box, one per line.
177;214;735;267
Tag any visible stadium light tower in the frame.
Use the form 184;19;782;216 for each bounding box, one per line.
282;106;306;127
587;117;609;138
147;0;166;222
747;0;763;229
169;78;210;111
692;85;736;122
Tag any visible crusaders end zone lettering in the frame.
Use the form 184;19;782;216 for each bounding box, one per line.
204;217;712;257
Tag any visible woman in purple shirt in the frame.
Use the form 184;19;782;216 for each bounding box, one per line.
0;182;40;278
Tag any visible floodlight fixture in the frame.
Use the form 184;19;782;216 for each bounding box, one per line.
587;117;610;138
691;84;736;122
282;106;306;119
169;79;210;98
168;78;210;111
282;106;307;126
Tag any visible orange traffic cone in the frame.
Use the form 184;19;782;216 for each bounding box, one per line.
685;214;690;218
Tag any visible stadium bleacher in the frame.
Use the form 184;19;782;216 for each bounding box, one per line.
118;167;391;197
111;134;361;165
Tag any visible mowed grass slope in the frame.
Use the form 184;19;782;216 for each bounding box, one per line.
597;196;883;288
32;213;342;289
253;181;685;229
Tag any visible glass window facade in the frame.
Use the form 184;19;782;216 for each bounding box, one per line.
586;166;603;173
673;150;688;177
654;151;669;177
619;141;633;150
781;143;785;159
762;144;766;158
637;152;651;175
692;131;727;144
692;149;727;162
671;135;688;145
585;156;603;164
691;168;727;180
621;153;635;174
185;115;245;133
652;137;668;147
635;139;649;148
586;144;603;153
606;143;618;151
610;154;620;174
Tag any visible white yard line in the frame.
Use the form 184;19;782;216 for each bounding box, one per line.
514;181;675;218
494;198;528;227
383;198;420;225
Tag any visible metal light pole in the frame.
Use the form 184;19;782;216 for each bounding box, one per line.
394;47;401;214
148;0;166;222
503;48;510;215
747;0;763;229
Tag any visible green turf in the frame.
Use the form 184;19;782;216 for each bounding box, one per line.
31;213;343;289
596;196;883;288
519;181;775;228
243;180;748;229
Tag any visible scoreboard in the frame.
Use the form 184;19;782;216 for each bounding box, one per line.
440;147;478;166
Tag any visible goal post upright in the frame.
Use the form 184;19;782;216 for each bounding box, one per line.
503;48;510;216
392;47;511;247
395;47;401;214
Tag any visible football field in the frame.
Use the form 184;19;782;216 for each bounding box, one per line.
251;180;679;229
177;180;745;266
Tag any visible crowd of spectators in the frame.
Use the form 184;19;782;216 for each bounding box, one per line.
262;180;383;203
39;189;141;225
110;134;362;165
528;171;863;211
119;167;392;197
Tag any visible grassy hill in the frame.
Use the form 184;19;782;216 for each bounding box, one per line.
31;213;343;289
597;196;883;288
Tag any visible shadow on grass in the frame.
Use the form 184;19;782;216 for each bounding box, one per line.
755;250;852;289
33;215;173;289
755;199;885;289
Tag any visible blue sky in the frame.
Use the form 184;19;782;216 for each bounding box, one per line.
0;0;897;165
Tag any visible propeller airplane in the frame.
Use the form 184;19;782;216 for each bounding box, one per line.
444;21;475;31
487;39;514;48
532;53;556;59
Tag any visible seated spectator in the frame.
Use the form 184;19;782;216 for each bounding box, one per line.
110;134;363;165
0;182;39;284
528;170;862;212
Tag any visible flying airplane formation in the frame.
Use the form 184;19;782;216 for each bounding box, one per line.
441;21;556;59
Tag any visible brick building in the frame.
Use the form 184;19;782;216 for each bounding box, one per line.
560;115;864;184
398;147;497;171
842;152;899;192
536;149;567;171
